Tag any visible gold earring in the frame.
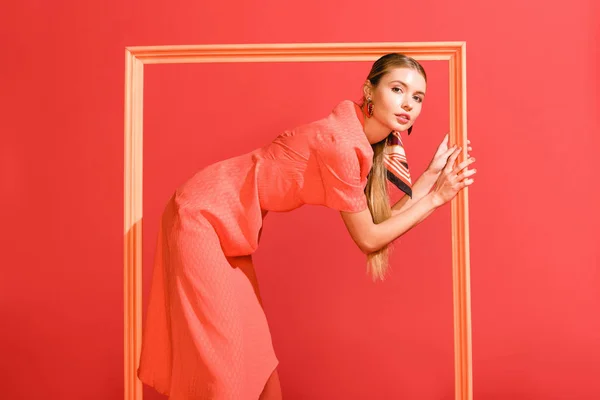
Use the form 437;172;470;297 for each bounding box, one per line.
367;97;373;117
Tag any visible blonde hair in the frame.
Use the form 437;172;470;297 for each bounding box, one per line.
360;53;427;281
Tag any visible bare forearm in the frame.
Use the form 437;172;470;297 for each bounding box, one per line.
366;192;441;253
392;170;439;216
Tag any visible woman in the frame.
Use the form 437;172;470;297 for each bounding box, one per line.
138;53;476;399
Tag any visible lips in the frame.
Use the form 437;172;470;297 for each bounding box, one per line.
396;113;411;124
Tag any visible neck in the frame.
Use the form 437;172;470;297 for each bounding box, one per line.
360;106;391;145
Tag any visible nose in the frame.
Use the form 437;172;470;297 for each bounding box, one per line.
402;97;413;111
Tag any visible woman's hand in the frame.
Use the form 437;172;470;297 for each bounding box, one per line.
427;134;473;175
430;146;476;207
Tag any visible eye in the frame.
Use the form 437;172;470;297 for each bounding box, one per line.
413;95;423;103
392;87;403;93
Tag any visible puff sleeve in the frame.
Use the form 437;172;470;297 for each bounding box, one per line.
314;132;372;212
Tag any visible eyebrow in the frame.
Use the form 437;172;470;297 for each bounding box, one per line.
390;80;426;96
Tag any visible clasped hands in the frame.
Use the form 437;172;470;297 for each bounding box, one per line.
426;133;477;206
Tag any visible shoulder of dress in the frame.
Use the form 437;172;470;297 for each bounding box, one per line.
321;102;371;147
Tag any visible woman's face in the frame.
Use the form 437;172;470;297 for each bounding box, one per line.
365;67;427;140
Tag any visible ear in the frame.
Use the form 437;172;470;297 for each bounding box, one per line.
362;80;373;99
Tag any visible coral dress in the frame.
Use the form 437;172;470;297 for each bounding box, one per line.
138;100;373;399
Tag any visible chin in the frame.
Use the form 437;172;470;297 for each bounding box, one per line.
400;122;415;133
392;124;409;133
387;120;407;132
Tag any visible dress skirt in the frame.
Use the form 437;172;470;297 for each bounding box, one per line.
138;191;279;399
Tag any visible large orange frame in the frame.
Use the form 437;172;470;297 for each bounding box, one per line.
123;42;472;400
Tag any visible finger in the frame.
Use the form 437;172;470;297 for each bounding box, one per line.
444;149;460;176
461;156;476;170
442;145;458;159
454;167;476;185
447;148;463;171
443;148;459;171
458;169;477;180
453;156;476;175
457;179;474;191
446;147;462;168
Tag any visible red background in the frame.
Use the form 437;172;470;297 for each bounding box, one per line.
1;0;598;399
143;60;452;400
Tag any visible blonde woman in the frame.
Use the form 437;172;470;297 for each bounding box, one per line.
138;53;476;400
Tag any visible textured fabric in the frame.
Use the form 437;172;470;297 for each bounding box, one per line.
352;103;413;197
138;100;373;399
